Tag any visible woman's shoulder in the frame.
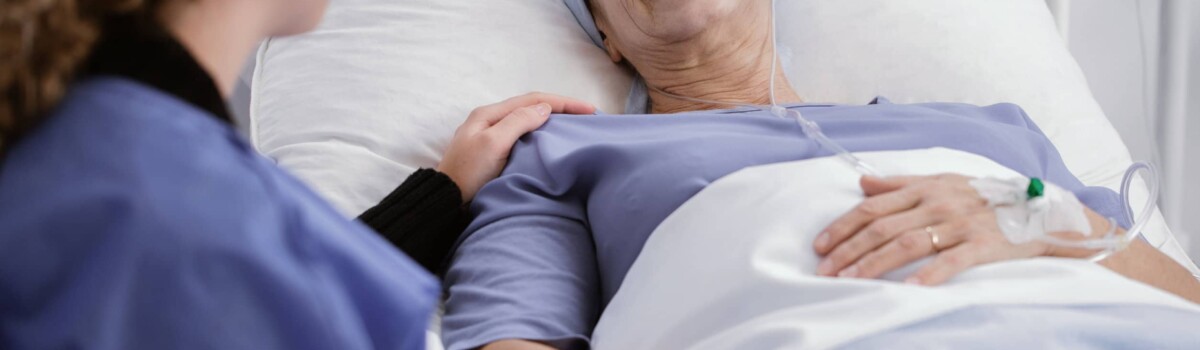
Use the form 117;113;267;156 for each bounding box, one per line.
0;77;280;240
15;77;254;179
51;77;236;140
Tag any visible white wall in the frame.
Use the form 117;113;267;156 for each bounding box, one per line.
1069;0;1159;165
1184;2;1200;262
1067;0;1198;262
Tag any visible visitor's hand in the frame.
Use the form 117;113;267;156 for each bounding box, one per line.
438;93;596;202
812;174;1100;286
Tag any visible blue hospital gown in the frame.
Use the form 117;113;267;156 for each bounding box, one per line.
442;98;1200;349
0;78;437;349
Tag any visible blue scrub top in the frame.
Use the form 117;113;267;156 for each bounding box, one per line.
0;78;437;349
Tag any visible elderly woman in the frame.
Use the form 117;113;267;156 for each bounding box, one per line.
441;1;1200;349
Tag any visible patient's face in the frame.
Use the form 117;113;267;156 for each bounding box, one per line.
588;0;770;69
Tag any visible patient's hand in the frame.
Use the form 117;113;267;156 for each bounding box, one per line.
811;174;1106;286
438;93;595;202
811;175;1200;301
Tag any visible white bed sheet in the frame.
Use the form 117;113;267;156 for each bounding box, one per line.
593;148;1200;349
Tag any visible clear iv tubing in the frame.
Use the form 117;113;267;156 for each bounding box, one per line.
648;0;882;177
1037;162;1160;262
647;0;1157;259
649;84;884;177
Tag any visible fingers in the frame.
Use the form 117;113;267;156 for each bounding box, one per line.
905;239;1036;286
905;216;1045;286
816;186;922;255
439;93;595;203
840;221;971;279
817;174;1030;283
905;242;987;286
468;92;597;127
817;208;941;277
487;103;552;149
860;175;922;196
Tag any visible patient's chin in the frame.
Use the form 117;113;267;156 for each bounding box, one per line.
638;0;743;41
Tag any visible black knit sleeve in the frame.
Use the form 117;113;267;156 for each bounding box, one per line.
359;168;470;276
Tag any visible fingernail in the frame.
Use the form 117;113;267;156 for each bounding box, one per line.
904;277;923;285
838;265;859;278
816;260;833;276
815;232;830;250
533;103;551;115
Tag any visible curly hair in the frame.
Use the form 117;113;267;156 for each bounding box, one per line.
0;0;162;155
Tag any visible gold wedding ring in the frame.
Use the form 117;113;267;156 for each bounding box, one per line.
926;226;941;252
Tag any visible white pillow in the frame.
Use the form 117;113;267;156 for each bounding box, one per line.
250;0;1193;269
777;0;1122;189
250;0;632;215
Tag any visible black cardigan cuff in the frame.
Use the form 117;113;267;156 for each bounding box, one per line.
359;168;469;275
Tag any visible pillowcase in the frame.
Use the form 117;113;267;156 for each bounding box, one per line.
250;0;632;215
776;0;1125;189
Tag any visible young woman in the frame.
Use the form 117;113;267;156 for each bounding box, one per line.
0;0;593;348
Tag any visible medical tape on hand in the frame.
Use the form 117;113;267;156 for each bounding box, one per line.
969;177;1092;244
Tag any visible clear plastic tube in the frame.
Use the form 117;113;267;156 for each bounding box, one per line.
785;108;882;177
1001;163;1158;261
650;0;879;176
1122;162;1159;245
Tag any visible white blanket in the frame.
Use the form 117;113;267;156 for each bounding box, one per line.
591;148;1200;350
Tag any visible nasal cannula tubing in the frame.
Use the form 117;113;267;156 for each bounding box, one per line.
646;0;1160;259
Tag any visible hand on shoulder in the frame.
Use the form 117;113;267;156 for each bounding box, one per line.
437;93;595;202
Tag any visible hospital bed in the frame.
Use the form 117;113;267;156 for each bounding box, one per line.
242;0;1200;348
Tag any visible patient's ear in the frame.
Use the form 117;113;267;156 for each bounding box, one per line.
602;36;624;63
592;12;624;63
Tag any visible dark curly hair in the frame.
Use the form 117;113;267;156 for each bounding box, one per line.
0;0;164;155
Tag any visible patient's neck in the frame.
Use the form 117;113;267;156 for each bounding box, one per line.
640;38;802;114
